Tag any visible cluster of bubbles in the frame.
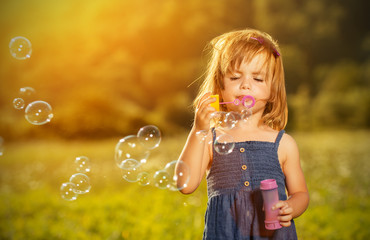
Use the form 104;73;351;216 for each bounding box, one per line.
9;37;53;126
115;125;190;191
197;108;253;155
12;87;54;125
60;156;92;201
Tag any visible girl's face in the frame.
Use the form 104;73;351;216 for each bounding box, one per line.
221;53;271;113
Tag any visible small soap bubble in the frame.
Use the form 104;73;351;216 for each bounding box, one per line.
137;125;161;150
214;133;235;155
75;156;91;173
223;112;238;129
137;172;150;186
122;167;140;183
69;173;91;194
19;87;35;97
115;135;149;168
164;160;190;191
25;100;53;125
13;98;25;109
210;111;226;127
9;36;32;60
153;170;170;189
241;109;252;121
195;130;209;142
60;182;78;201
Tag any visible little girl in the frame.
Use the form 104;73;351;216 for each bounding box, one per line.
177;29;309;239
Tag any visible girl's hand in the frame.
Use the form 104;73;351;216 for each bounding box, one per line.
272;201;293;227
194;92;217;131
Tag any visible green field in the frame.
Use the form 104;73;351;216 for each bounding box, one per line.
0;130;369;240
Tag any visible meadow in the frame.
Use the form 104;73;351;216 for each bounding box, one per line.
0;130;369;240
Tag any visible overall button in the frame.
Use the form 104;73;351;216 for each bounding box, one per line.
244;181;250;187
240;148;245;153
241;165;247;170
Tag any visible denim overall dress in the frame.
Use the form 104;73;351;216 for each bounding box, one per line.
203;129;298;240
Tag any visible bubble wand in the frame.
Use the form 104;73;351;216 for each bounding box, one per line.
219;95;255;108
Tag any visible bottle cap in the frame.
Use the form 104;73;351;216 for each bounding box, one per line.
260;179;278;190
210;94;219;111
264;220;282;230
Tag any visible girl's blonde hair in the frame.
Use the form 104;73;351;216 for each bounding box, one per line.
194;28;287;130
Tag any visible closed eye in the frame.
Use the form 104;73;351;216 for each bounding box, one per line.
230;77;240;81
254;78;263;82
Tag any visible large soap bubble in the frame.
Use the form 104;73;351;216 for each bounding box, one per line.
25;100;53;125
115;135;149;168
120;158;140;170
9;36;32;60
214;133;235;155
137;125;161;150
164;160;190;191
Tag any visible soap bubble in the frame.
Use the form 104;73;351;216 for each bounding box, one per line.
19;87;35;97
60;182;78;201
69;173;91;194
241;109;252;121
223;112;238;129
196;130;209;142
211;111;226;127
115;135;149;168
137;172;150;186
153;170;170;189
137;125;161;150
120;159;140;170
25;100;53;125
164;160;190;191
13;98;25;109
214;133;235;155
212;111;237;130
75;156;91;173
9;36;32;60
122;166;140;182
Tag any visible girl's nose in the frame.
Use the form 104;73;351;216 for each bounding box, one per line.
240;77;251;90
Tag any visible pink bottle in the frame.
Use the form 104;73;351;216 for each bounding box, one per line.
260;179;282;230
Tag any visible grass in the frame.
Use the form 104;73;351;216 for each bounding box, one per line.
0;130;369;239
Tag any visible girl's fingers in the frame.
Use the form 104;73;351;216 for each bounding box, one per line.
198;93;217;111
279;220;292;227
279;206;293;215
197;92;212;109
272;201;289;211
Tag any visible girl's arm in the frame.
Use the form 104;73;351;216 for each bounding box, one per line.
275;133;310;227
176;93;216;194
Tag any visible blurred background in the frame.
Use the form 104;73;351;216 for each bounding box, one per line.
0;0;369;239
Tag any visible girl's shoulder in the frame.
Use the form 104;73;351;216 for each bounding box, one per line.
278;131;299;165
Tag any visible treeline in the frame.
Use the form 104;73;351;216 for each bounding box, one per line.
0;0;368;140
